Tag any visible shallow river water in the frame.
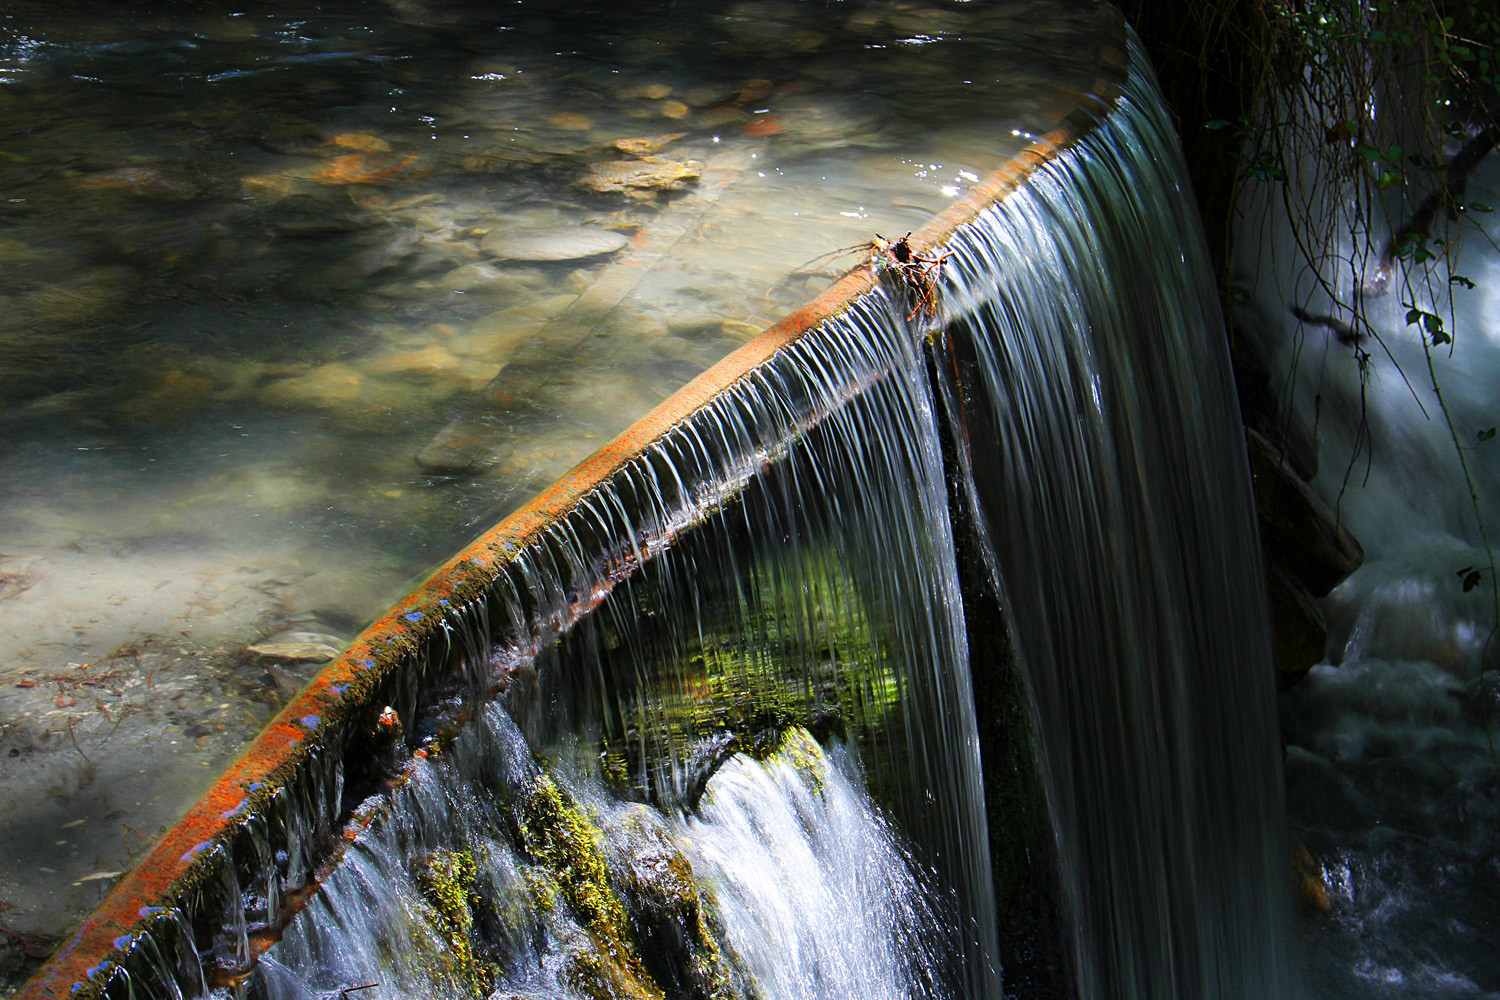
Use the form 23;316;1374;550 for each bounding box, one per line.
0;0;1106;987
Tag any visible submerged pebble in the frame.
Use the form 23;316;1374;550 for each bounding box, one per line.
480;227;630;262
579;158;703;197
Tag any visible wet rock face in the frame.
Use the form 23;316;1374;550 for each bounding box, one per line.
414;849;494;996
605;807;740;1000
1245;427;1365;684
1266;565;1330;691
1247;428;1364;598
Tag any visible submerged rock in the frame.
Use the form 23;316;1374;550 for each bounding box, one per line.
433;262;515;295
244;640;342;664
480;227;630;262
327;132;391;152
76;166;198;201
549;112;594;132
613;133;687;157
579;158;703;198
360;344;469;380
259;363;365;406
309;150;429;186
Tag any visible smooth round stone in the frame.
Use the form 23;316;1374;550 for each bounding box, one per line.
480;226;630;262
245;641;342;664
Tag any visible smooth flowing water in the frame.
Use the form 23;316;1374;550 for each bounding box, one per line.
936;50;1296;998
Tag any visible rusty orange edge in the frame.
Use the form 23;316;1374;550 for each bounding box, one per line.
21;10;1127;1000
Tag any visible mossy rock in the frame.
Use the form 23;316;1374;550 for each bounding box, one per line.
604;806;746;1000
414;848;495;997
515;774;664;1000
598;546;904;807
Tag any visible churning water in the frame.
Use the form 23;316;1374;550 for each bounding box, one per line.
1241;124;1500;995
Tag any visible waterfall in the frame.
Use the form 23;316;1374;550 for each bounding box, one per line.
936;45;1297;998
37;29;1298;1000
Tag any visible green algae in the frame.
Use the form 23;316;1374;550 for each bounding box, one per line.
414;848;496;997
606;807;746;1000
753;725;829;795
597;545;906;806
516;774;665;1000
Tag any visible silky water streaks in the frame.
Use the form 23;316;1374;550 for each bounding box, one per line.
240;276;999;1000
935;41;1299;1000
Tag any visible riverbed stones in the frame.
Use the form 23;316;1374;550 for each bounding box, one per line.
432;261;517;295
618;83;674;101
76;166;198;201
259;363;366;405
245;638;342;665
548;112;593;131
579;157;703;198
310;150;428;186
613;133;686;157
480;226;630;262
360;344;470;380
22;267;137;327
328;132;391;152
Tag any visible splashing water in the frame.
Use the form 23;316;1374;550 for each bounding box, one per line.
255;708;955;1000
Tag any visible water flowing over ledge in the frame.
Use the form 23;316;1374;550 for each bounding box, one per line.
18;11;1297;1000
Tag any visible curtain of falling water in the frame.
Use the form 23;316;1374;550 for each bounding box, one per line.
495;286;1000;997
936;38;1298;1000
247;285;1001;1000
